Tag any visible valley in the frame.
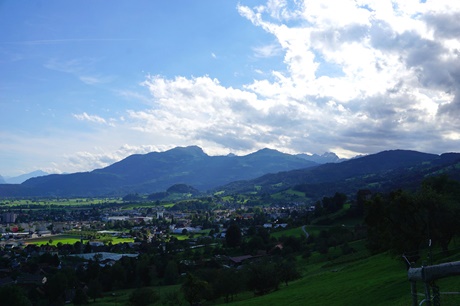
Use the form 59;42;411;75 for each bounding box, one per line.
0;148;460;305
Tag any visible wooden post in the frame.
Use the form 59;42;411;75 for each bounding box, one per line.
424;282;431;306
410;281;418;306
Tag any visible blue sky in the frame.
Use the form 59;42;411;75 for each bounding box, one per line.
1;0;460;177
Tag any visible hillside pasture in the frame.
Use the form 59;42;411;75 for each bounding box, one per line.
270;226;305;239
224;253;411;306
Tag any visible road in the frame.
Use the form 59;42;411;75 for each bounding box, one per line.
301;225;309;239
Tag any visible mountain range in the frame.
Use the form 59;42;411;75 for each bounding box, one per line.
0;146;322;197
220;150;460;198
1;146;459;199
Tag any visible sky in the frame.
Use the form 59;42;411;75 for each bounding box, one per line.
1;0;460;177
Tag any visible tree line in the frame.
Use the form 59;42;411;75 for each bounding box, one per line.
364;175;460;263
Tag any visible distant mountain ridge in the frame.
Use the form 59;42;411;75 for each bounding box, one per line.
2;147;458;199
220;150;460;198
2;170;48;184
296;152;345;163
0;146;319;197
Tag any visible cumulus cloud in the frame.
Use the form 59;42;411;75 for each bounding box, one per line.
58;0;460;172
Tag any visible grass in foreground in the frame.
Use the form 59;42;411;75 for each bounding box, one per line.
222;253;411;306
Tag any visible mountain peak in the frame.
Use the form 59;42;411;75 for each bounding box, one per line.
3;170;48;184
166;145;207;156
250;148;284;156
321;152;339;158
296;151;343;164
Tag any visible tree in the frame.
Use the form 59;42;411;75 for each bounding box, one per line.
246;261;280;295
245;236;265;253
44;271;68;304
364;176;460;260
418;175;460;253
181;274;210;306
354;189;371;216
225;224;242;248
213;269;242;303
163;260;179;285
321;192;347;213
365;190;425;256
276;259;301;286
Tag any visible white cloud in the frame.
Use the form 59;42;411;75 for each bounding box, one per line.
252;44;282;58
64;144;166;171
79;75;113;85
13;0;460;175
117;0;460;158
73;112;112;126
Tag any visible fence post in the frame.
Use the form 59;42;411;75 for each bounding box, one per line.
410;281;418;306
424;282;432;306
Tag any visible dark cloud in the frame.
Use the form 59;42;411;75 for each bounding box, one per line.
437;89;460;123
366;16;460;126
424;12;460;39
369;20;397;50
195;129;256;151
334;90;447;155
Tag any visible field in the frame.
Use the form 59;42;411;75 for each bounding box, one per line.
270;226;305;239
0;198;123;208
270;224;355;240
24;234;134;246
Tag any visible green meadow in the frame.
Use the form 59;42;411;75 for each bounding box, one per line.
0;198;123;208
225;253;411;306
25;234;134;246
270;226;305;239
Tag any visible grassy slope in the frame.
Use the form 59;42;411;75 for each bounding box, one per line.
270;226;305;239
222;253;410;306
